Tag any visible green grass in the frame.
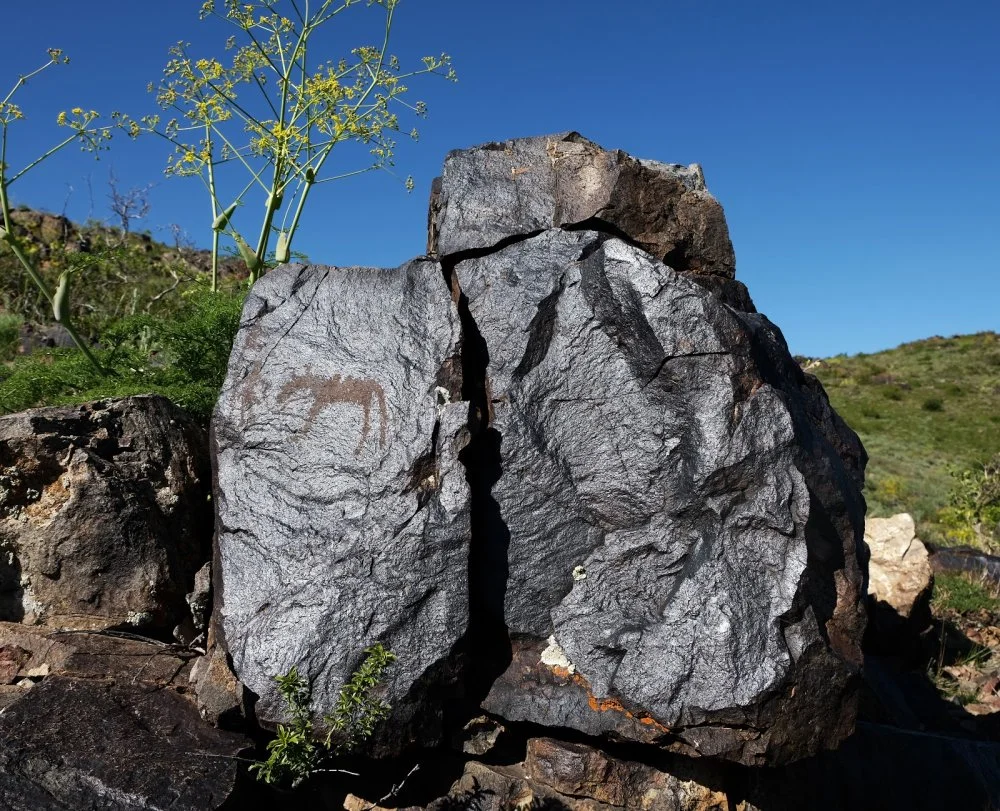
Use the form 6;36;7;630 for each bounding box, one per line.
811;332;1000;543
931;571;1000;617
0;313;22;362
0;287;245;422
0;207;246;337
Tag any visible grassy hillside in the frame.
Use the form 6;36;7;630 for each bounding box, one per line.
0;207;245;338
0;208;248;422
809;332;1000;543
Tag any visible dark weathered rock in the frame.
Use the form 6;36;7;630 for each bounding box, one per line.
0;676;248;810
427;760;602;811
462;230;866;764
213;261;470;744
429;132;736;278
175;561;213;645
0;396;211;632
525;737;730;810
190;644;246;727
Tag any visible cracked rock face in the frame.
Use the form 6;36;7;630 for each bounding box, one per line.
461;230;866;763
212;261;470;746
428;131;755;311
214;133;867;767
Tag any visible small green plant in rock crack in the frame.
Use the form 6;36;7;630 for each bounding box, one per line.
249;642;396;787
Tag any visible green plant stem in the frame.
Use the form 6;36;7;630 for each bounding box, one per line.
205;124;220;292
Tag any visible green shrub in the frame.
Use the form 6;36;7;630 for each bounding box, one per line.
0;312;21;361
250;643;397;788
922;397;944;412
939;455;1000;552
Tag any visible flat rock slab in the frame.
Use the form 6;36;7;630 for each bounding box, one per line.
0;396;211;633
466;231;866;763
0;622;196;687
0;676;248;811
213;262;470;742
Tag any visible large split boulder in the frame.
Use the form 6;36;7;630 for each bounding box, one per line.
0;396;211;633
212;260;471;745
213;133;867;767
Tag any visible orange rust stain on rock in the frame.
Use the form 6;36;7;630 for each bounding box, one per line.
542;660;670;734
23;475;72;520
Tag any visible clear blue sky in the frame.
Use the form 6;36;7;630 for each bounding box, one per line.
2;0;998;357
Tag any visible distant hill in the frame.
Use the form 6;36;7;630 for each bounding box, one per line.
809;332;1000;542
0;207;246;336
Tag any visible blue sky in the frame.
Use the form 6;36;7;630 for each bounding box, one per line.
2;0;998;357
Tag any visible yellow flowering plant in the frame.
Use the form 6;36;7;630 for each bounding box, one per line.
0;50;113;373
126;0;455;289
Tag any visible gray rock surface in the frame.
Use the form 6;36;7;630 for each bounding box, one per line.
429;132;734;277
0;396;211;632
462;229;866;763
428;132;754;311
213;261;470;744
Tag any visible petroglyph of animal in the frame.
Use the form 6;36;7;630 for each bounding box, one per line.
277;374;389;456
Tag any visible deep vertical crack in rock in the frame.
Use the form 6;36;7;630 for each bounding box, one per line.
439;256;514;719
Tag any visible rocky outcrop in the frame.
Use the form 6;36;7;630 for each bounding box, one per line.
524;737;731;809
212;260;471;746
455;227;866;764
0;618;251;809
0;396;212;633
213;133;867;769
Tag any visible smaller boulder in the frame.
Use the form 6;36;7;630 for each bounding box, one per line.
190;645;246;728
525;737;731;810
0;396;212;633
865;514;933;643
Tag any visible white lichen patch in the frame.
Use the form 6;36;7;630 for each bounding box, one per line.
572;565;587;581
540;635;576;675
126;610;153;626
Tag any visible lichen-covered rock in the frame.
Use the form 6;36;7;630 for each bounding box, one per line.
0;396;211;632
525;737;731;810
212;261;470;747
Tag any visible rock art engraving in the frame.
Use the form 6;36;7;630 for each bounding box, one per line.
277;374;389;456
